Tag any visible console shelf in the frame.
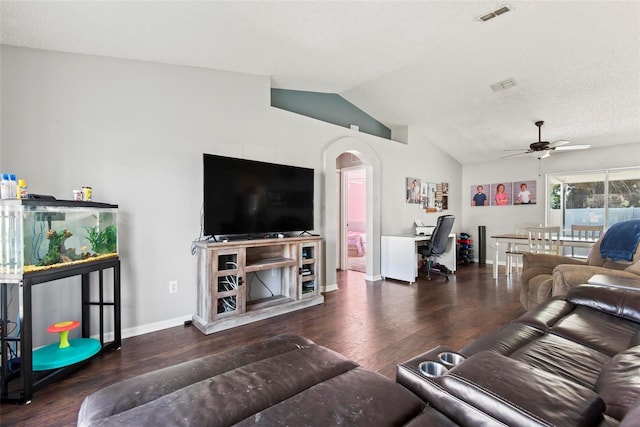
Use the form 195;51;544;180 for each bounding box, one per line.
247;295;294;311
193;236;323;334
245;257;297;272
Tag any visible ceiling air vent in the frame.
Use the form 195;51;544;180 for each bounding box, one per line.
490;78;517;92
477;5;511;22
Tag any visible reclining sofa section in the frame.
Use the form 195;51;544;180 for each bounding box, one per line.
397;284;640;426
79;284;640;426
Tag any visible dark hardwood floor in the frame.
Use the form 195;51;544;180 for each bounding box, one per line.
1;263;524;426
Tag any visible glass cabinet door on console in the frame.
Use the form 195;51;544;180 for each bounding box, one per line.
214;249;246;319
298;242;320;299
196;248;246;322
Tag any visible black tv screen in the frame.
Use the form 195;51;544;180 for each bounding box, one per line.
203;154;314;236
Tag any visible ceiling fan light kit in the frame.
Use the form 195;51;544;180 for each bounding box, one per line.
501;120;591;160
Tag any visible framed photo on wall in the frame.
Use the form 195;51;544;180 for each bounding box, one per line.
470;184;490;206
406;177;421;204
491;182;512;206
513;180;536;205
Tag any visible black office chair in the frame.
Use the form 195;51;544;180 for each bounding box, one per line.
418;215;455;282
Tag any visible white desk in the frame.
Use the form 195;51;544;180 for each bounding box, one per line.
491;234;597;279
381;233;456;284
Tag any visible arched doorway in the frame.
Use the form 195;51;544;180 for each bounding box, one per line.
323;136;382;292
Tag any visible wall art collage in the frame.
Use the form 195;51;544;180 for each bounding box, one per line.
406;178;449;212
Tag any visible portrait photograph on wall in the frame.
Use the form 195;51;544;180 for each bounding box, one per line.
513;180;537;205
470;184;490;206
491;182;512;206
406;177;421;204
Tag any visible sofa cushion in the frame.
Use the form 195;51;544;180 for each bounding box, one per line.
459;323;542;357
510;333;611;389
439;351;605;427
596;346;640;420
514;298;574;331
550;306;639;356
235;367;427;426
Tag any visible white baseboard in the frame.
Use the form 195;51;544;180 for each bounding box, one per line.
121;315;193;340
96;315;193;342
366;274;383;282
324;283;339;292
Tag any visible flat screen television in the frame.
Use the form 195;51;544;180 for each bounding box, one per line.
203;154;314;237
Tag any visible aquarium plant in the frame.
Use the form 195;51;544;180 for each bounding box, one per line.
85;225;117;254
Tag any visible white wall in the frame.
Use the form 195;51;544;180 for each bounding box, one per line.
379;128;462;235
0;46;462;345
462;143;640;264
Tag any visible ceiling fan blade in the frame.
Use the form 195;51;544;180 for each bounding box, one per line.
500;151;529;159
553;144;591;151
549;140;570;148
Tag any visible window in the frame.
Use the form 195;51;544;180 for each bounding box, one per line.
547;167;640;235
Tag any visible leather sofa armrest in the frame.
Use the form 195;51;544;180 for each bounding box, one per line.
437;351;605;427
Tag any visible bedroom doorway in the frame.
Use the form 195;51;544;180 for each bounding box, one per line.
338;154;367;272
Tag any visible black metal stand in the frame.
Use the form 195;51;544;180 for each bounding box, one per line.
0;257;121;404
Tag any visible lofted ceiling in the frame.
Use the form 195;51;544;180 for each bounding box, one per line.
1;1;639;164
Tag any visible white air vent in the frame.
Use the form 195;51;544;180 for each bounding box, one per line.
490;78;517;92
477;5;511;22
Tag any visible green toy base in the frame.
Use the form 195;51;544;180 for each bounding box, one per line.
32;338;101;371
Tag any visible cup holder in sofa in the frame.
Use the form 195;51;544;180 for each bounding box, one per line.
437;351;465;367
418;361;448;378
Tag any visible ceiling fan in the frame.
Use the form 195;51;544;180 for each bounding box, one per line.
501;121;591;159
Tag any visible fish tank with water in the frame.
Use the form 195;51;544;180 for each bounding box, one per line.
0;199;118;281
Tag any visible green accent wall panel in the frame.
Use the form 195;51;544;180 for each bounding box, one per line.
271;89;391;140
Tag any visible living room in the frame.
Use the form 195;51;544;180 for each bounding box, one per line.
1;1;640;425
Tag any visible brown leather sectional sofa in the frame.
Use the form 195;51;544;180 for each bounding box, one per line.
78;284;640;426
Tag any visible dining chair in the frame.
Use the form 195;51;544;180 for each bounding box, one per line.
505;223;541;276
570;224;604;257
528;226;561;255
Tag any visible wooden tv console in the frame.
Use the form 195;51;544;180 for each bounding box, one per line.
192;236;324;334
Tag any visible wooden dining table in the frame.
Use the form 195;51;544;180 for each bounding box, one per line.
490;233;598;279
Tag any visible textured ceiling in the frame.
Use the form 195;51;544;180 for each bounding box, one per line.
1;1;639;164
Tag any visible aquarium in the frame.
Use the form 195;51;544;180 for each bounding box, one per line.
0;200;118;281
